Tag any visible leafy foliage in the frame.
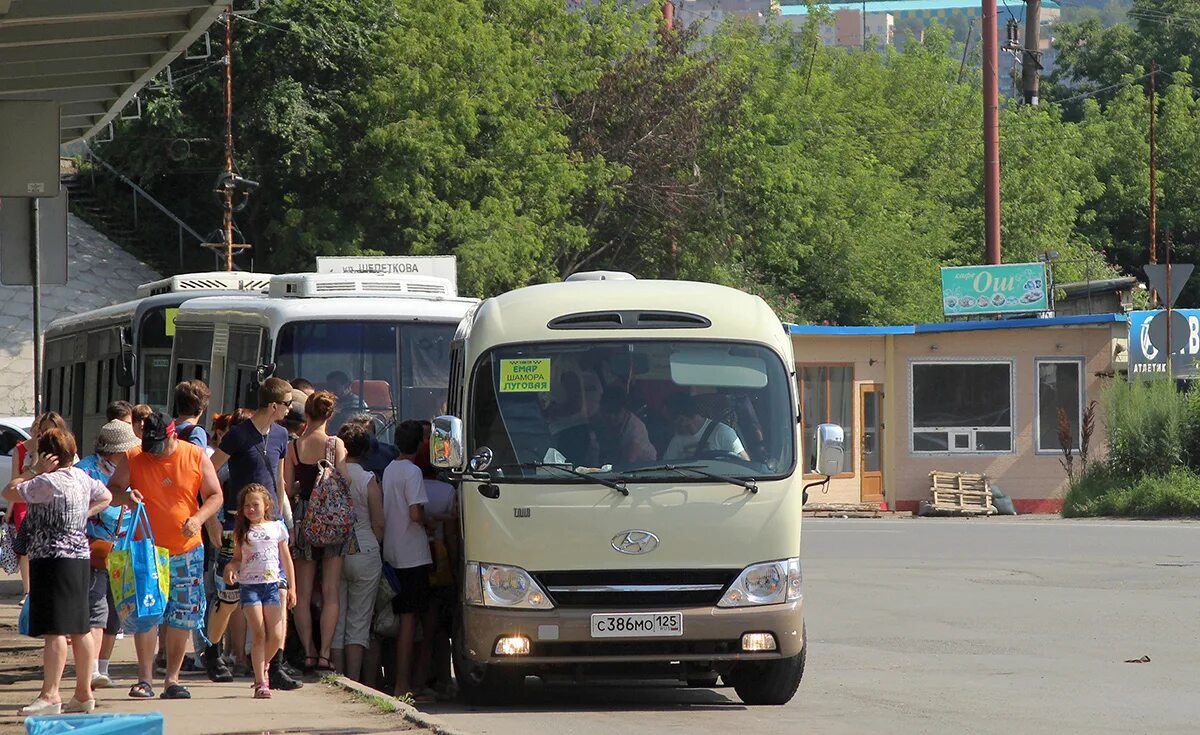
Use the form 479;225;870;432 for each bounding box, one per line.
89;0;1182;319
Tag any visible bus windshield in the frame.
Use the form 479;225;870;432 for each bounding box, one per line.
275;320;456;437
471;341;796;481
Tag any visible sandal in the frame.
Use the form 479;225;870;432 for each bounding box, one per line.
159;683;191;700
253;683;272;699
315;656;335;672
20;698;62;716
128;681;155;699
302;655;319;673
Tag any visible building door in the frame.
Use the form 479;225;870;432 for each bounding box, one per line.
860;384;884;504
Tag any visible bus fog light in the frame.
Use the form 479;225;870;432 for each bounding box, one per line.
741;633;777;652
495;636;531;656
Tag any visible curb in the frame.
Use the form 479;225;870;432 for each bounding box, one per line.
329;675;471;735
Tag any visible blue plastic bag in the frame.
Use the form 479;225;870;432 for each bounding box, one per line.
106;504;169;627
18;594;31;636
25;713;164;735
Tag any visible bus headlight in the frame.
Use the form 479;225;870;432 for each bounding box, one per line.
718;558;802;608
464;562;555;610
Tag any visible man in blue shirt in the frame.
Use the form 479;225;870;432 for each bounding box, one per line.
172;380;211;452
170;380;221;679
344;414;400;482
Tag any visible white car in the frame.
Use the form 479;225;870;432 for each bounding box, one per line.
0;417;34;516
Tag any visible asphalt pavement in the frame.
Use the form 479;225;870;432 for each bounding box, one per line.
0;575;425;735
424;517;1200;735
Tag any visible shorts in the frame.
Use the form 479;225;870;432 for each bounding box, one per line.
240;582;281;608
125;546;207;634
391;564;432;616
88;568;121;635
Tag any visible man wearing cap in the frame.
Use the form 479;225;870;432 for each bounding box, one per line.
107;413;223;701
77;420;141;691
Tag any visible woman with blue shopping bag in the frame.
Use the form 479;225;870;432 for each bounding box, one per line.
1;428;112;716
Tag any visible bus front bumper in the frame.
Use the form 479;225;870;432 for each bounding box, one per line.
460;599;805;667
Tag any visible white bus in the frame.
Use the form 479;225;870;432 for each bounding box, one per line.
42;272;272;448
168;273;478;436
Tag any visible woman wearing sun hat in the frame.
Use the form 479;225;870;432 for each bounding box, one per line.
76;420;141;691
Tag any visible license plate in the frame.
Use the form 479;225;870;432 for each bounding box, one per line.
590;612;683;638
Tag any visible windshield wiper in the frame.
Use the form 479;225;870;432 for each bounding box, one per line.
508;462;629;496
621;464;758;494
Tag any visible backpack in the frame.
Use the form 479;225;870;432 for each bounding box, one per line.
301;437;355;547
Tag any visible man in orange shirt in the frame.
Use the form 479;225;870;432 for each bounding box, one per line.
108;413;222;700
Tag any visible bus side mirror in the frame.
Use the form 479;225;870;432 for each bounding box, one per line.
116;327;135;388
431;415;465;470
812;423;845;477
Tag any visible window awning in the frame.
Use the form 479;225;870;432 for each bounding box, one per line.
0;0;229;145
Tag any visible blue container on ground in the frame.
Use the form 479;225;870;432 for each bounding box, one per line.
25;713;164;735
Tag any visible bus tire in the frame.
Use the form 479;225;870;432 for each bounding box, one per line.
453;634;525;706
457;664;526;706
729;641;806;706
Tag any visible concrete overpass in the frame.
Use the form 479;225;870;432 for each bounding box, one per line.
0;0;230;144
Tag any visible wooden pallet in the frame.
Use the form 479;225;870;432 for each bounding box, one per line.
929;471;995;515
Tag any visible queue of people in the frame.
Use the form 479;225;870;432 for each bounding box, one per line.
3;373;459;716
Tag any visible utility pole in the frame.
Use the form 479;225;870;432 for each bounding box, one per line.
661;0;678;276
222;8;234;272
1149;61;1158;281
862;0;867;51
30;199;41;417
1165;229;1173;380
1021;0;1041;105
983;0;1002;264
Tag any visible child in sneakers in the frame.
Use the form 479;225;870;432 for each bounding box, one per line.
224;484;296;699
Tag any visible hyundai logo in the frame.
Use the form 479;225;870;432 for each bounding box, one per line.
612;530;660;555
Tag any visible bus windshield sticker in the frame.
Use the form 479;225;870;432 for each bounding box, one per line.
165;307;179;337
500;358;551;392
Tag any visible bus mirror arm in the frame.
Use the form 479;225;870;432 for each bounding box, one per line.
801;476;832;506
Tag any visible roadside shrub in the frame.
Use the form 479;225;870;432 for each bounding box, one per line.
1181;387;1200;471
1091;468;1200;518
1104;379;1184;479
1062;462;1123;517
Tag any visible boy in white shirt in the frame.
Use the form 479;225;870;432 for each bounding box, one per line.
381;420;430;699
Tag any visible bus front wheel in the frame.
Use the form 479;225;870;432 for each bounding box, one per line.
453;635;525;706
727;642;806;706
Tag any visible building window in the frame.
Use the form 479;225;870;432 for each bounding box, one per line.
911;361;1013;453
799;365;854;475
1037;360;1082;452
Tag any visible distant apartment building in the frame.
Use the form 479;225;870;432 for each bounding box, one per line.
818;8;895;51
568;0;774;33
778;0;1061;72
676;0;775;27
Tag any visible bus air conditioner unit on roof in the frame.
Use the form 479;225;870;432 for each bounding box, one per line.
135;272;273;298
269;273;457;299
